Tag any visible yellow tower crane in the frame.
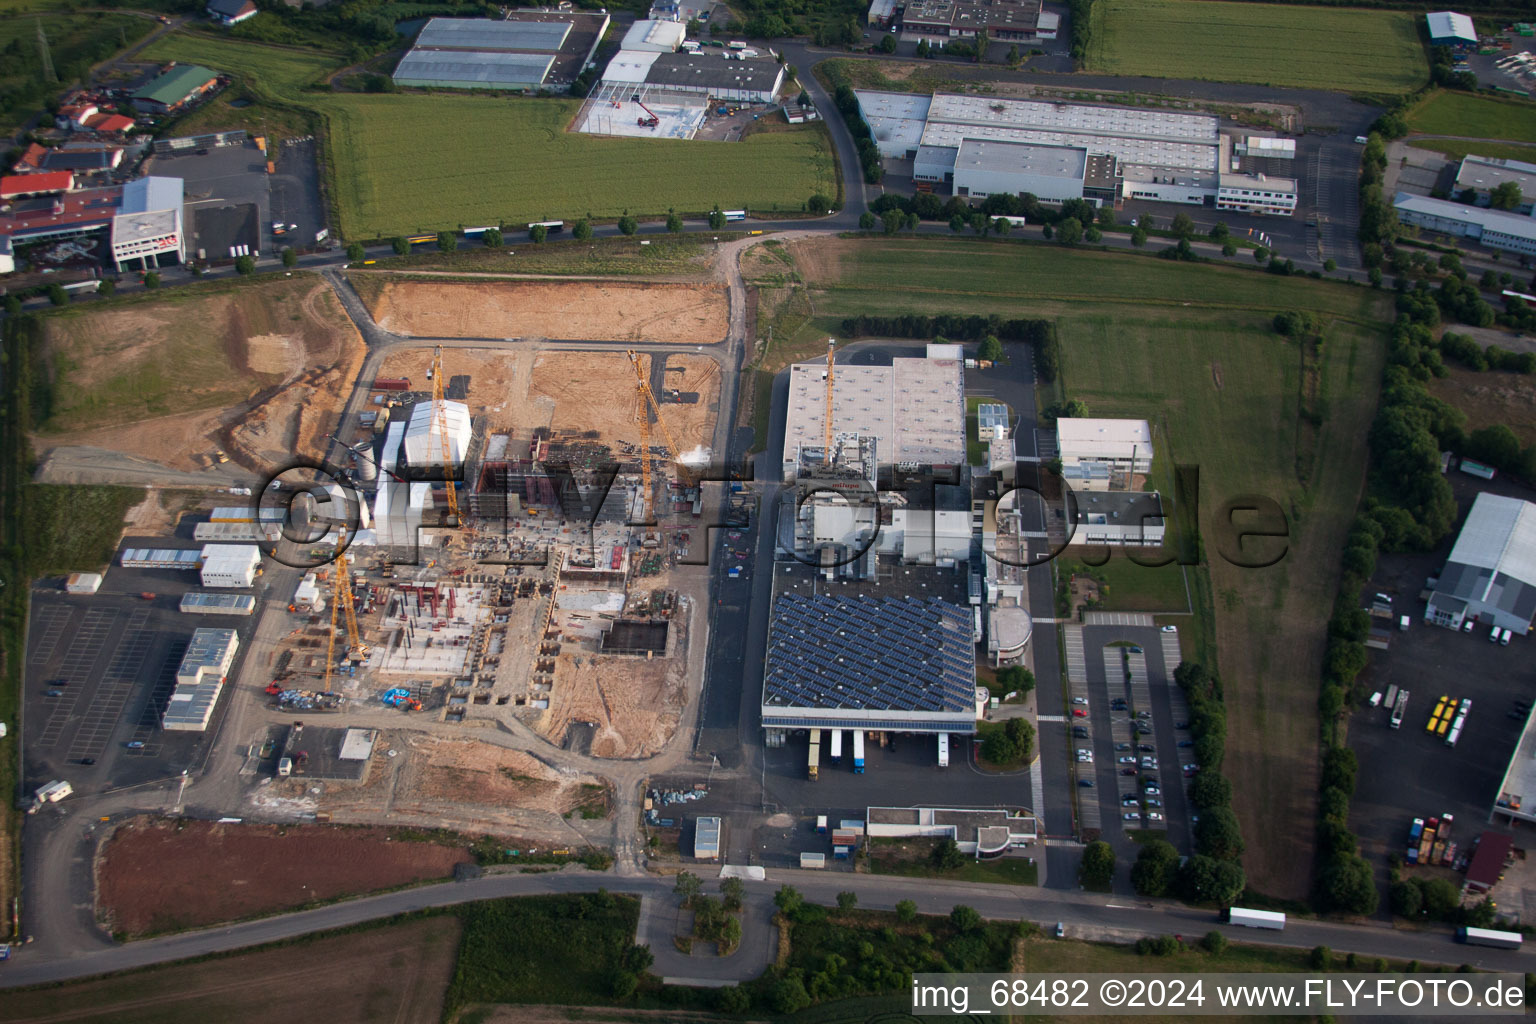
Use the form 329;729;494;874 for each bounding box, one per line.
430;345;461;526
626;349;680;525
823;338;836;460
323;524;369;691
626;349;684;461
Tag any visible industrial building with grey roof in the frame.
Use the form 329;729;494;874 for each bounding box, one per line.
1426;492;1536;635
761;591;977;734
394;12;609;91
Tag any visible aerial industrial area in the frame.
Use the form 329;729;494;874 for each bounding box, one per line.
2;0;1536;1017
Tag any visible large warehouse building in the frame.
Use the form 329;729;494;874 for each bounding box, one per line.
1455;155;1536;214
857;90;1296;213
760;592;977;736
163;627;240;732
110;176;184;272
891;0;1058;43
599;49;785;103
1394;192;1536;257
1425;492;1536;635
780;348;966;481
394;12;609;91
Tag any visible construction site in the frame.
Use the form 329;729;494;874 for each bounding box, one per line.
253;341;725;771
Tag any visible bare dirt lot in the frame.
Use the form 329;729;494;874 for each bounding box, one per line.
0;915;460;1024
360;279;729;344
539;607;690;759
34;278;364;472
1430;366;1536;446
373;349;720;451
97;817;471;937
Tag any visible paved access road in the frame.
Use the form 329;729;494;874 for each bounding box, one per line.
2;863;1525;989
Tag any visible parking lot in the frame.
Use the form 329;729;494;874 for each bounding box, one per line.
23;556;265;795
1350;541;1536;867
146;137;327;262
1063;621;1197;869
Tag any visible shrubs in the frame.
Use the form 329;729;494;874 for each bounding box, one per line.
1080;841;1116;886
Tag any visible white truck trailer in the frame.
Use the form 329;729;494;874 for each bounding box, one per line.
1226;907;1285;930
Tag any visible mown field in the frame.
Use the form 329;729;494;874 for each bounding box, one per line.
1086;0;1427;94
1406;89;1536;143
138;32;837;239
785;237;1391;899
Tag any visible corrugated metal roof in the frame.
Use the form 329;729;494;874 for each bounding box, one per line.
134;65;218;106
1394;192;1536;243
956;138;1086;179
394;50;554;87
121;175;182;215
1446;493;1536;585
415;17;570;52
1427;10;1477;42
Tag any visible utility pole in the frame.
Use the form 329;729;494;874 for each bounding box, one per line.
37;18;57;85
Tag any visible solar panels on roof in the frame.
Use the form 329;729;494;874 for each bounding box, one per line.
415;17;571;52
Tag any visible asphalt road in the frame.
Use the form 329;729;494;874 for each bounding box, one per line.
2;860;1525;989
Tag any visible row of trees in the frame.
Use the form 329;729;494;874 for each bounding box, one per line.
978;715;1036;767
838;313;1052;344
833;84;885;184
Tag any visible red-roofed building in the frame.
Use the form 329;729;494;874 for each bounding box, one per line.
1464;831;1515;894
1;171;74;199
84;113;135;134
0;185;123;244
56;103;99;130
15;143;49;171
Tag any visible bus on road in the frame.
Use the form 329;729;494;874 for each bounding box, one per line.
528;220;565;233
723;210;747;221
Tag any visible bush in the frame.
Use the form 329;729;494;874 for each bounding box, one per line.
666;210;683;233
483;227;503;248
1131;840;1179;897
96;279;114;297
806;193;832;215
46;283;68;306
281;247;298;268
1311;946;1332;970
932;838;964;871
143;272;161;290
529;224;548;243
896;899;917;922
234;255;255;275
345;242;364;261
950;904;983;932
392;236;410;255
1202;930;1228;954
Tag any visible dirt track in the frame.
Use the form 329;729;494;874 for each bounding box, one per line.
363;280;729;344
97;817;471;937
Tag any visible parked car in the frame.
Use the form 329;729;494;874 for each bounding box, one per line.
1144;783;1161;795
1072;697;1088;705
1072;709;1088;718
44;689;63;697
1115;743;1131;751
1121;768;1137;776
1145;797;1163;808
1123;796;1140;806
1183;763;1200;771
1178;740;1194;748
1148;812;1165;822
1078;778;1094;788
1123;811;1141;821
1072;726;1089;738
1174;721;1189;729
1139;744;1155;752
126;741;145;749
1055;922;1065;938
1160;625;1177;633
1118;756;1137;764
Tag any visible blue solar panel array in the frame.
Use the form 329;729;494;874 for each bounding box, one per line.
763;592;974;713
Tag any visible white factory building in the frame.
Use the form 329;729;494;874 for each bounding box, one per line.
163;627;239;731
1455;155;1536;215
621;18;686;52
1426;493;1536;635
374;417;437;548
403;399;472;467
1056;417;1153;491
1393;192;1536;257
110;176;184;271
1064;491;1167;548
781;347;966;482
198;544;261;588
856;90;1297;213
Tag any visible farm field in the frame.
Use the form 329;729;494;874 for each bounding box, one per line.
138;33;836;238
1086;0;1427;94
1410;139;1536;164
98;817;472;937
0;915;461;1024
785;236;1390;899
1406;89;1536;143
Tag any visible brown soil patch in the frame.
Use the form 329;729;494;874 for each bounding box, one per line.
34;280;364;472
0;915;460;1024
97;817;471;937
1429;366;1536;447
392;736;610;818
539;611;690;759
373;349;721;452
365;280;729;344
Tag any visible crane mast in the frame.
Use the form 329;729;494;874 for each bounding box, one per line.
626;349;683;461
823;338;836;459
431;346;460;526
324;525;369;691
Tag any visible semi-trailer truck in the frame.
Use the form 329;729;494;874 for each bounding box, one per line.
830;729;843;764
852;730;866;773
1391;689;1410;729
807;728;821;781
1407;817;1425;862
1226;907;1286;930
938;733;950;768
1458;926;1523;949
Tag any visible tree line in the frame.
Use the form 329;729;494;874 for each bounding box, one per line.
838;313;1052;344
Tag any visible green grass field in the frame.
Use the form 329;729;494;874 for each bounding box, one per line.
1066;555;1191;614
1406;89;1536;143
1410;139;1536;164
1087;0;1427;94
788;237;1389;900
138;32;836;238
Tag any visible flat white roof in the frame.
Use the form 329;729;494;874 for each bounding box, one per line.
1447;493;1536;585
1456;155;1536;197
784;355;966;469
622;18;686;50
1056;417;1153;458
602;48;661;84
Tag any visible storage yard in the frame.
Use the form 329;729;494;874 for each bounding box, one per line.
357;278;730;346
